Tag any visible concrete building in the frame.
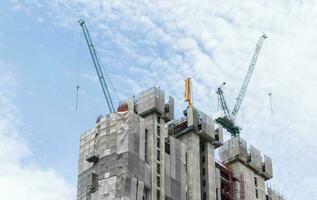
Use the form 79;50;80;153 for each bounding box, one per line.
76;87;283;200
218;137;274;200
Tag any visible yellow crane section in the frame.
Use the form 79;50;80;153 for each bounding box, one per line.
185;77;193;108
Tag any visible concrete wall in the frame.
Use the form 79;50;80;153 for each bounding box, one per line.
165;137;187;200
203;143;217;200
231;162;266;200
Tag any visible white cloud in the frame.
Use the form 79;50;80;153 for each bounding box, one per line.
0;64;75;200
14;0;317;199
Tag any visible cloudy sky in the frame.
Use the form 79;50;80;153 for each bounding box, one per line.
0;0;316;199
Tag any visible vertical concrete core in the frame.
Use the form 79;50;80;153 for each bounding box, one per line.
206;143;216;200
180;132;201;200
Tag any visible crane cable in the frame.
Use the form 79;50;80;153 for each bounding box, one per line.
218;49;253;113
268;93;273;115
96;52;121;103
75;28;82;111
228;49;254;81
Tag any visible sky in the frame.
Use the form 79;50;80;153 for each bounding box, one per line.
0;0;316;199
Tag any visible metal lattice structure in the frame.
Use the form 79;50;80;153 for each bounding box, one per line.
79;19;115;113
231;34;267;121
216;34;267;137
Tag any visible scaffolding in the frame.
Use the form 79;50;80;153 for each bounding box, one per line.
266;186;286;200
215;161;235;200
77;110;149;199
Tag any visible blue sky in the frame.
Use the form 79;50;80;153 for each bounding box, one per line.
1;1;87;180
0;0;317;199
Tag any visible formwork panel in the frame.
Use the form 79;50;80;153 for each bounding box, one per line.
238;137;248;162
135;87;165;116
263;155;273;179
250;145;262;170
199;110;215;138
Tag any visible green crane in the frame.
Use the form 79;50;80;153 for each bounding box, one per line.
216;34;267;137
78;19;116;113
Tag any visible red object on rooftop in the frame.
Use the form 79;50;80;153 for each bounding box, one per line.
117;102;129;112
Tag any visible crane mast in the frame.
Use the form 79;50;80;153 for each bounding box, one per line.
185;77;193;108
78;19;115;113
216;86;241;136
231;34;267;120
216;34;267;137
217;87;232;121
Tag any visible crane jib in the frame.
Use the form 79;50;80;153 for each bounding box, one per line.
79;19;116;113
231;34;267;121
216;34;267;137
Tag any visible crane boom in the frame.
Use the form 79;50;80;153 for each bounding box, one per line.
231;34;267;120
216;34;267;137
78;19;115;113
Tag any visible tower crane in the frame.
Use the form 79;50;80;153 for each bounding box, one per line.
216;34;267;137
78;19;116;113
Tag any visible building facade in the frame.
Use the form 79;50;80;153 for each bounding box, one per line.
77;87;283;200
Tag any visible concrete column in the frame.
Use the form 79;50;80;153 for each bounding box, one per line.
206;143;216;200
159;115;165;200
144;113;165;200
144;114;156;200
215;168;221;200
180;132;201;200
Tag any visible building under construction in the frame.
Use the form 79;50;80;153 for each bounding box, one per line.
76;20;284;200
76;87;285;200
